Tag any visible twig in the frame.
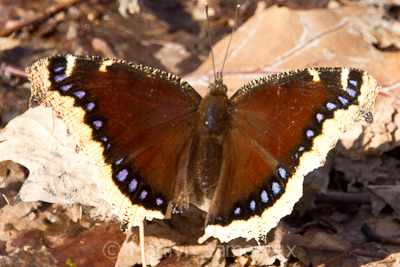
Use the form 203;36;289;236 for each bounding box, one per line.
315;192;371;205
307;223;400;266
0;0;81;37
0;62;28;79
305;246;387;259
361;223;400;247
306;245;386;259
317;243;364;267
140;221;146;267
2;194;10;205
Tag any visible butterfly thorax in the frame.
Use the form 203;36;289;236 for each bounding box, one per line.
188;79;231;212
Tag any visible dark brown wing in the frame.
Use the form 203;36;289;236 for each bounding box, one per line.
27;55;201;226
205;68;380;242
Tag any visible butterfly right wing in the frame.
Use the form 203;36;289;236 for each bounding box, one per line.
205;68;380;242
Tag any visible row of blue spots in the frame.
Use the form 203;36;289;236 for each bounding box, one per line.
52;63;112;152
233;167;288;216
295;77;360;164
233;185;282;216
307;90;355;141
114;157;164;207
293;78;360;170
347;79;358;98
53;65;71;92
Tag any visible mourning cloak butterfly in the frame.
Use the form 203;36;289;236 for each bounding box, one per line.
27;54;380;243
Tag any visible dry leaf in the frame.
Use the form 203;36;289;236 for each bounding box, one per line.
303;207;400;266
367;185;400;219
187;4;400;98
0;106;113;215
349;6;400;49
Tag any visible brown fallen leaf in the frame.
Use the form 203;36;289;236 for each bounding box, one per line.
187;3;400;98
360;252;400;267
303;207;399;266
367;185;400;219
115;222;187;267
232;222;291;266
43;221;125;267
349;5;400;49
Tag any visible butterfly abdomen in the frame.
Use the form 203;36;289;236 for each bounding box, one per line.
188;86;231;212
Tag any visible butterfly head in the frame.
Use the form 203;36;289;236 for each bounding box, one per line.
208;71;227;96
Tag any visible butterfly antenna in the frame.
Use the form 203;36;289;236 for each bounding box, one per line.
220;4;240;76
205;2;216;81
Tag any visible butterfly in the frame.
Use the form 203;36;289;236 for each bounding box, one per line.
27;54;380;243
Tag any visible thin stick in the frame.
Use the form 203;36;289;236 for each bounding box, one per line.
361;223;400;247
306;245;386;259
220;4;240;75
2;194;10;205
205;2;216;80
315;192;371;205
0;0;81;37
139;222;146;267
1;62;28;78
317;243;364;267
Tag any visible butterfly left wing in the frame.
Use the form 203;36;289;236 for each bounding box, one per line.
205;68;380;242
27;55;202;227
